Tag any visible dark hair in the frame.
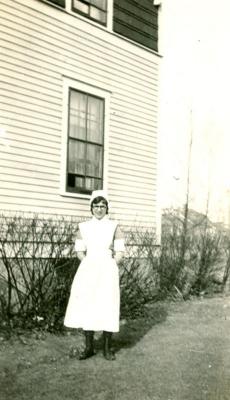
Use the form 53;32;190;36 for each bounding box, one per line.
91;196;109;214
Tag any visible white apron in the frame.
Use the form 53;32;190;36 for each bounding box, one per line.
64;217;124;332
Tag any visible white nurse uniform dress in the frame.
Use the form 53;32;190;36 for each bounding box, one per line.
64;216;125;332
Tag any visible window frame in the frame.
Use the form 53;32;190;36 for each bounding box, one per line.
60;78;110;200
39;1;113;33
71;0;108;26
67;89;105;194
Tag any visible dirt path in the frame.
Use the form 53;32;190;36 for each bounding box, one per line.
1;296;230;400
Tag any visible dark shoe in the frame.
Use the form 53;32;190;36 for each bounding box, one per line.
78;348;95;360
103;331;116;361
103;348;116;361
79;330;95;361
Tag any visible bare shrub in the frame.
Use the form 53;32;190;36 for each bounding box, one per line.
1;210;229;332
120;228;160;318
160;209;229;299
0;214;79;330
190;229;223;295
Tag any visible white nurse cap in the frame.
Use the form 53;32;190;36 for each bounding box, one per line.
90;190;109;205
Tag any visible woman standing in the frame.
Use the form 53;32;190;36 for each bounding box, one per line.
64;190;125;361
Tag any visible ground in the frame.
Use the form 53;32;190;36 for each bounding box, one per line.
1;295;230;400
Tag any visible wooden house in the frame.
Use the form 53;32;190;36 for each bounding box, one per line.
0;0;161;237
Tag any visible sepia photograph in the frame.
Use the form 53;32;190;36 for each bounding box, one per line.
0;0;230;399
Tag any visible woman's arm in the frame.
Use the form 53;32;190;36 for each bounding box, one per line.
75;228;86;261
113;225;125;265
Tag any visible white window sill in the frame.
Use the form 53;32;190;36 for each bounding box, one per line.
59;191;91;200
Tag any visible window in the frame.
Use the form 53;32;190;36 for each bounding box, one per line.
39;0;66;7
72;0;107;25
66;89;105;194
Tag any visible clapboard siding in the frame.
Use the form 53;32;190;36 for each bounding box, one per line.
1;85;61;111
111;99;158;122
0;180;59;194
110;125;158;145
1;105;61;130
109;138;157;157
0;135;60;154
112;93;159;110
1;95;61;121
1;38;158;103
1;127;60;147
4;2;158;62
1;114;60;137
0;150;59;169
109;186;157;201
0;155;59;179
1;118;60;139
110;110;158;130
109;160;156;175
108;170;155;185
1;5;159;70
110;149;157;165
0;0;160;231
0;192;97;216
0;165;59;181
0;66;62;99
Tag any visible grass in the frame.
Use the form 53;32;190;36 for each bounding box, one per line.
1;296;230;400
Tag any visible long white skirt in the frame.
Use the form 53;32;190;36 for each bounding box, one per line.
64;255;120;332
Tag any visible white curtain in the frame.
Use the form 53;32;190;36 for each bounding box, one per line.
87;96;104;144
69;91;87;140
68;140;85;175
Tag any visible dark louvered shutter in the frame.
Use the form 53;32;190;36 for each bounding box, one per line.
113;0;158;52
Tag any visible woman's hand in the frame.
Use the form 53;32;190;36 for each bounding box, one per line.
114;251;124;265
76;251;86;262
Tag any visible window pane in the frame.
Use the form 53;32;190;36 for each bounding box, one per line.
69;90;87;140
86;144;102;177
68;139;85;175
75;176;85;189
87;96;104;144
67;173;75;188
73;0;89;14
90;6;106;23
91;0;107;11
85;177;94;191
67;174;84;190
85;177;102;191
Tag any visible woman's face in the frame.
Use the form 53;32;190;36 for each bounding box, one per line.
92;200;107;220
